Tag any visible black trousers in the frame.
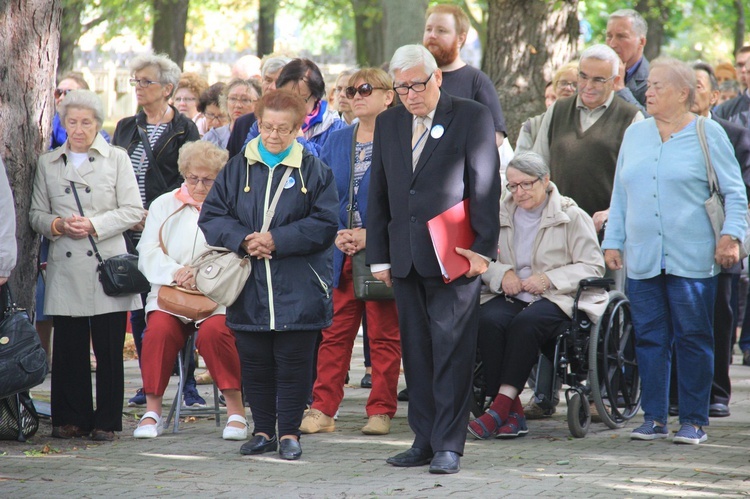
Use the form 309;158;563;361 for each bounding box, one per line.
477;297;569;397
51;312;127;432
235;330;318;438
392;269;480;455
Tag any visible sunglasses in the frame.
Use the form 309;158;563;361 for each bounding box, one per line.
345;83;388;99
54;88;74;99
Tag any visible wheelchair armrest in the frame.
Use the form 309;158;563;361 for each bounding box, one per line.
579;277;615;290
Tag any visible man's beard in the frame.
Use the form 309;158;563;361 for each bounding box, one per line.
426;39;460;68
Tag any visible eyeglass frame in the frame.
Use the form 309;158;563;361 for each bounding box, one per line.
345;83;389;99
204;111;228;122
129;77;162;88
258;122;296;136
506;178;542;193
577;71;616;86
173;96;197;103
184;175;216;187
556;80;577;90
227;96;257;105
393;73;434;95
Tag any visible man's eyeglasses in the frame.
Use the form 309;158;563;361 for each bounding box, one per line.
227;96;257;105
345;83;388;99
506;178;541;193
258;122;295;136
129;78;161;88
204;111;227;122
393;73;434;95
54;88;74;99
577;72;616;86
185;175;215;187
556;80;577;90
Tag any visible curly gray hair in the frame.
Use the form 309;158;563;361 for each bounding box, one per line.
58;89;104;130
128;52;182;98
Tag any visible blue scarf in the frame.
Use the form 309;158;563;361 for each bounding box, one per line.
258;141;293;169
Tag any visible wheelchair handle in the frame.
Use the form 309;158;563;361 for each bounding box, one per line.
578;277;615;290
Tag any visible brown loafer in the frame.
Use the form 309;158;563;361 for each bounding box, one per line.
91;429;116;442
51;425;89;439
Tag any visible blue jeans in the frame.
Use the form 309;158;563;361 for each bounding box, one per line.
628;273;717;427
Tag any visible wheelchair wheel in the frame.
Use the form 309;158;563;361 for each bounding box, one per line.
589;290;642;429
566;390;590;438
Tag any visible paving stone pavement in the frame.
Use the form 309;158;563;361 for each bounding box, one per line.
2;338;750;498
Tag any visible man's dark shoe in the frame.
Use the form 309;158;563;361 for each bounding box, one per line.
279;438;302;460
240;434;278;455
397;388;409;401
360;373;372;388
709;403;730;417
429;451;460;474
668;404;679;417
386;447;433;467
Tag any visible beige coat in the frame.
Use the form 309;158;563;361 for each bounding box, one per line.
480;182;608;322
30;134;144;316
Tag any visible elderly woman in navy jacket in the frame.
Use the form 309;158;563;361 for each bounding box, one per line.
199;89;338;460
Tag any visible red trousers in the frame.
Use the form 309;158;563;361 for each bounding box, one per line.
311;256;401;417
141;311;241;396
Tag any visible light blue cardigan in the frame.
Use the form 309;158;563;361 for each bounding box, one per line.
602;117;748;279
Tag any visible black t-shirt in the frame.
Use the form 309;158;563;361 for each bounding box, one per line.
440;65;507;136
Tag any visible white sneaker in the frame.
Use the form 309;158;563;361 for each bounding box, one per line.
222;414;248;441
133;411;163;439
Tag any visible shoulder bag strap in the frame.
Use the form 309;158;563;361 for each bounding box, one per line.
137;126;169;192
696;116;721;195
346;123;359;230
261;166;294;233
158;204;189;255
64;155;104;266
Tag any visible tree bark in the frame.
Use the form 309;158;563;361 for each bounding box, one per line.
258;0;278;57
483;0;579;144
635;0;669;61
351;0;384;67
152;0;189;69
0;0;63;309
381;0;429;67
734;0;746;58
57;0;84;80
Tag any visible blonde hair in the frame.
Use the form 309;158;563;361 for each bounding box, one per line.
177;141;228;177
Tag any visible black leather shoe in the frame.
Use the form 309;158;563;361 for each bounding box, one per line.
709;403;730;417
386;447;433;467
240;434;278;455
397;388;409;401
279;437;302;460
360;373;372;388
668;404;679;416
429;451;460;474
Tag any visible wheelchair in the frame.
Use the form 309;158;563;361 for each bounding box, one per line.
471;277;642;438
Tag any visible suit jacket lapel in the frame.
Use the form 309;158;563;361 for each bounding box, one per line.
413;92;454;180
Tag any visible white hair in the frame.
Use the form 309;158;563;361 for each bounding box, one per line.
128;52;181;97
609;9;648;39
508;152;549;178
261;57;292;79
58;89;104;130
580;44;620;77
389;45;438;79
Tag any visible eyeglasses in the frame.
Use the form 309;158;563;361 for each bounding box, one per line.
185;175;215;187
345;83;388;99
258;122;295;136
577;72;616;86
556;80;577;90
54;88;74;99
393;73;434;95
129;78;161;88
506;178;541;193
227;96;257;105
204;111;227;122
174;97;196;103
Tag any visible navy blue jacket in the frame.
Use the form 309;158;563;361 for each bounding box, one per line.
199;140;339;332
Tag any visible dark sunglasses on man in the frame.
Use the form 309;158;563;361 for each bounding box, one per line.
345;83;388;99
54;88;74;99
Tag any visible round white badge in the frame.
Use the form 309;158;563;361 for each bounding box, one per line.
284;176;296;189
430;124;444;139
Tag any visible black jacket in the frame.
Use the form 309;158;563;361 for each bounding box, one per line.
112;105;200;206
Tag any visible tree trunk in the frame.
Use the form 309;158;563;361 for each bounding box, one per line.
351;0;384;67
57;0;84;81
152;0;189;69
735;0;746;59
381;0;428;67
635;0;669;61
258;0;278;58
0;0;63;309
483;0;579;144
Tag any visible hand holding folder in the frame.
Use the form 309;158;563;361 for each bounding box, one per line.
426;199;476;283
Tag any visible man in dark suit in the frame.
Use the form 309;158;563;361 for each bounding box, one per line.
669;62;750;418
606;9;649;109
367;44;501;474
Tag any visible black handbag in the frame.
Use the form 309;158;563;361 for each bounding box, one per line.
0;284;48;400
68;180;151;297
0;391;40;442
346;124;394;301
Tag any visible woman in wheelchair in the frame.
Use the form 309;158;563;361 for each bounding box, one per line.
468;152;607;439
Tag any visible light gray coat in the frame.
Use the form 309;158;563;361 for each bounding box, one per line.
30;134;144;316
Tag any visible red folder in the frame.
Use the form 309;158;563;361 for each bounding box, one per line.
426;199;476;283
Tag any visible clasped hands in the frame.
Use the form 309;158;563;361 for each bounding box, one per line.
56;214;94;239
335;228;366;256
372;247;489;288
501;269;549;296
243;232;275;259
173;265;197;289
